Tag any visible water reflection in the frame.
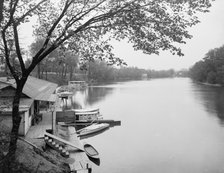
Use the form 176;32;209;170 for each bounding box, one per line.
85;87;114;106
191;82;224;125
61;86;115;110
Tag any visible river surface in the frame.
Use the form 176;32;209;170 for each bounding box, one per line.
68;78;224;173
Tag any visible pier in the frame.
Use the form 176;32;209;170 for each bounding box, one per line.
24;94;120;172
25;111;93;173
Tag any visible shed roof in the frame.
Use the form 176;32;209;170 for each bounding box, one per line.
0;98;33;112
0;76;58;102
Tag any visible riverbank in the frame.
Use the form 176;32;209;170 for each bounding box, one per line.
197;81;222;87
0;121;70;172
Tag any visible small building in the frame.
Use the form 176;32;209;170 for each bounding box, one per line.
0;76;58;136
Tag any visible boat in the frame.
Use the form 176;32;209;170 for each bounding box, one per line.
56;107;103;124
84;143;100;166
77;123;109;137
58;91;73;98
72;108;99;113
55;85;70;93
68;80;88;90
72;108;102;122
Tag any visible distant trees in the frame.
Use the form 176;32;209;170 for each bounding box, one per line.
85;60;186;82
190;45;224;85
147;69;175;78
30;38;79;80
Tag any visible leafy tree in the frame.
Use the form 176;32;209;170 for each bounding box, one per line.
0;0;213;170
190;45;224;84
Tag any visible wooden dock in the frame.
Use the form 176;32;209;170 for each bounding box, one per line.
56;125;92;173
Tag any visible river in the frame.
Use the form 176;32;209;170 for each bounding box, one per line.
68;78;224;173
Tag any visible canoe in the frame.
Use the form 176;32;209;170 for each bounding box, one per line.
77;123;109;137
84;143;100;166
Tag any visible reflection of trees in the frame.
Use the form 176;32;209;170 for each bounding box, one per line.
68;86;114;108
86;87;114;106
193;82;224;124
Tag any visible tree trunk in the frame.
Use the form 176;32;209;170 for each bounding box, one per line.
2;78;26;172
69;66;74;81
4;60;8;75
45;70;48;80
61;65;64;78
37;64;41;79
64;64;68;78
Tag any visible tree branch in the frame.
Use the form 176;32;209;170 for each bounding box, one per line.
15;0;47;25
54;0;107;44
12;21;25;72
0;0;4;24
31;0;72;65
1;31;19;81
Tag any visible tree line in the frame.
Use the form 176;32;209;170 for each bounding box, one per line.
190;45;224;85
86;60;188;83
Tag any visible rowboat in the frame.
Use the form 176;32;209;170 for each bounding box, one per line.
77;123;109;137
84;143;100;166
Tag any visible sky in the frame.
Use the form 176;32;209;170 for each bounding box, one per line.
112;0;224;70
19;0;224;70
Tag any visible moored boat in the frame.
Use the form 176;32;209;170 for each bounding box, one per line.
68;80;88;90
72;108;102;122
77;123;109;137
84;143;100;166
58;91;73;98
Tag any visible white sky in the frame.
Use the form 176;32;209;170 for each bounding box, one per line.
19;0;224;70
112;0;224;70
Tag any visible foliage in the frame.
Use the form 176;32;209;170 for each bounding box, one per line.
190;45;224;85
29;38;79;80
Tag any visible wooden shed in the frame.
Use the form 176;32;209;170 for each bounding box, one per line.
0;76;58;136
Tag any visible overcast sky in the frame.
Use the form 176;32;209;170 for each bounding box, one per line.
112;0;224;70
20;0;224;70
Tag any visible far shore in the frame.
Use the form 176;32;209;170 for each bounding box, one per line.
198;81;222;87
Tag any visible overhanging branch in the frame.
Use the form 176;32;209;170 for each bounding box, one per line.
13;21;25;72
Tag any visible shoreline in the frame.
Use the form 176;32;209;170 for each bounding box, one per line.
197;81;222;87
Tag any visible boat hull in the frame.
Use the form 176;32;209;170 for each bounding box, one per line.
78;123;109;137
84;143;100;166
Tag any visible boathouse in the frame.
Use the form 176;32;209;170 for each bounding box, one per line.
0;76;58;136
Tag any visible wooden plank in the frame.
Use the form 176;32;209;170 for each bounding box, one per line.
45;132;84;151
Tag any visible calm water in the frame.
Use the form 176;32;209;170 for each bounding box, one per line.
69;78;224;173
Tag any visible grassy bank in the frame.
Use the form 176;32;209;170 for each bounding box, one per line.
0;123;70;173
